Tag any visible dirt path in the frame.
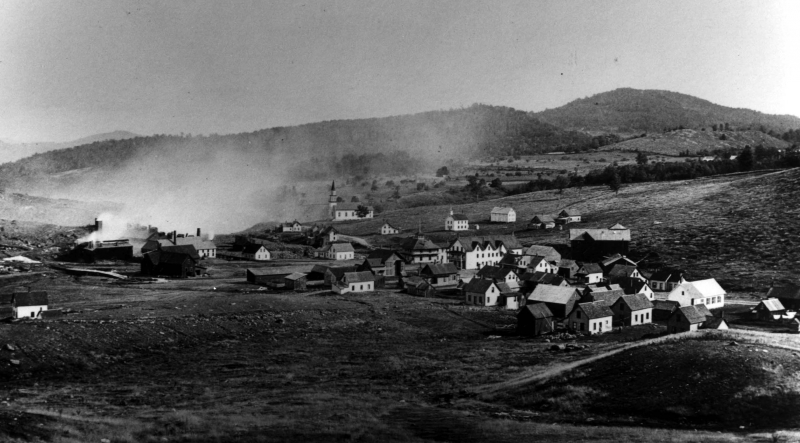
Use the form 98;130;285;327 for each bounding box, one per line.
472;328;800;397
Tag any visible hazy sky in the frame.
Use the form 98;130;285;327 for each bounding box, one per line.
1;0;798;142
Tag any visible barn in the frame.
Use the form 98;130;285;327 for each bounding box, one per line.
284;273;308;291
754;298;786;321
405;276;437;298
246;269;291;285
517;303;555;337
526;285;582;319
569;225;630;261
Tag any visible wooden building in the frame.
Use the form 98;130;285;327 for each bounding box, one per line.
649;269;687;291
610;293;654;326
524;245;561;264
380;222;401;235
490;207;516;223
652;300;680;322
447;235;523;270
445;209;470;231
667;279;726;309
557;259;580;279
333;272;375;294
246;269;291;285
400;232;448;264
419;263;460;287
463;279;510;307
284;273;308;291
569;224;630;261
668;305;710;333
475;265;520;289
576;263;604;284
557;209;582;224
142;249;197;278
754;298;786;321
526;285;582;319
529;215;556;230
359;249;405;277
404;276;437;298
567;302;613;334
517;303;555;337
241;244;271;261
12;290;49;319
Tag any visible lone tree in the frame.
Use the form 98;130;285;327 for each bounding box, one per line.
636;151;649;165
738;146;754;171
608;169;622;194
355;205;371;218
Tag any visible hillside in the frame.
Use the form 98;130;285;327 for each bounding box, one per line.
495;335;800;430
601;128;790;156
0;130;138;164
535;88;800;134
323;168;800;292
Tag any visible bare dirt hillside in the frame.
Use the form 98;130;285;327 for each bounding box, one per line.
601;129;789;156
0;193;119;226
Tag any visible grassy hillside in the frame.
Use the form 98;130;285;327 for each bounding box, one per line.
0;131;138;164
535;88;800;134
495;335;800;431
601;129;790;156
326;168;800;292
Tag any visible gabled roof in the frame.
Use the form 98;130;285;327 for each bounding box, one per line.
144;249;196;266
652;300;680;312
496;282;513;294
650;269;685;282
172;236;217;251
527;255;550;268
366;249;402;264
601;254;638;267
421;263;459;277
608;265;639;278
695;304;713;317
400;235;442;252
326;266;357;280
247;268;291;276
13;291;48;307
0;293;15;304
451;235;522;252
701;317;728;329
285;272;307;281
404;275;431;289
382;222;401;230
519;271;565;286
558;259;580;270
759;298;785;312
608;223;627;230
530;214;555;223
767;284;800;301
329;242;355;254
615;293;653;311
577;263;603;275
569;229;631;242
463;278;500;294
476;265;516;280
577;301;614;319
160;245;200;261
491;207;515;214
344;271;375;283
525;245;561;262
527;285;579;305
242;244;268;254
676;305;708;324
520;302;553;319
449;213;469;221
310;264;331;274
690;279;726;297
619;278;651;295
559;209;581;217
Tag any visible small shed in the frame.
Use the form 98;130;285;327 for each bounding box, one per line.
652;299;680;322
405;276;437;298
13;291;49;319
517;303;555;336
755;298;786;321
284;272;308;291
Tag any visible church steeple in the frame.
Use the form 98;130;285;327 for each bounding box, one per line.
329;181;338;203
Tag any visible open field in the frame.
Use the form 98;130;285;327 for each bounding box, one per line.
600;129;789;156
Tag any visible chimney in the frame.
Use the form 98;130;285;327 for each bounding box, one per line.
95;218;103;232
197;228;201;237
172;231;177;244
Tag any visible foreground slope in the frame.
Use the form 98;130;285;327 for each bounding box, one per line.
535;88;800;134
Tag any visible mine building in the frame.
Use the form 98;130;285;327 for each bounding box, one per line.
246;268;292;285
75;239;134;262
569;224;630;261
142;247;198;278
142;230;217;258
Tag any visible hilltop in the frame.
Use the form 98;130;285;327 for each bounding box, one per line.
535;88;800;134
601;128;790;156
0;130;139;164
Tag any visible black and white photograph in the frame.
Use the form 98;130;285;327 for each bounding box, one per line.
1;1;799;441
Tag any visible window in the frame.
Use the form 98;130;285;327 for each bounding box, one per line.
360;285;363;290
635;314;638;322
30;312;35;318
646;312;650;320
593;322;597;330
577;310;581;319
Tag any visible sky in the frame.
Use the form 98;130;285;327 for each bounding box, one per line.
0;0;798;143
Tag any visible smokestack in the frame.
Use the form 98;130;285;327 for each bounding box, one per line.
95;218;103;232
172;231;177;245
197;228;201;237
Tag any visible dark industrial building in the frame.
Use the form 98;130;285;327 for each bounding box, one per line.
141;248;198;278
569;224;631;261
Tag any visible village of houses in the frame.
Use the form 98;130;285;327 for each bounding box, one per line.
5;181;797;344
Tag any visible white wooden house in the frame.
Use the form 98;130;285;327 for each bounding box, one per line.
667;279;726;309
241;244;271;261
490;207;516;223
463;279;510;307
281;221;303;232
576;263;604;284
13;291;48;319
445;209;469;231
649;269;687;291
567;302;613;334
529;214;556;229
318;242;355;260
333;203;374;221
610;293;654;326
332;271;375;294
476;265;521;290
380;222;401;235
667;305;710;333
528;256;557;274
557;209;581;224
447;235;522;270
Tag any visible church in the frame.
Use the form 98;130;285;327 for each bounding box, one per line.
328;181;374;221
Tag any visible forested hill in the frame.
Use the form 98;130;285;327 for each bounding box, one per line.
535;88;800;134
0;104;590;188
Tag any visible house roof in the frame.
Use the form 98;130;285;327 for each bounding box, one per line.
577;263;603;275
652;300;680;312
577;301;614;319
382;222;400;230
701;317;728;329
329;242;355;254
400;235;442;252
242;244;267;254
608;223;627;230
524;245;561;261
689;279;726;297
558;259;579;270
144;249;196;266
676;305;708;324
519;271;565;286
615;293;653;311
285;272;307;281
560;209;581;217
601;254;638;267
767;284;800;301
310;264;331;274
527;285;579;305
527;255;549;268
496;282;513;293
650;269;685;282
344;271;375;283
172;236;217;251
520;302;553;319
452;235;522;252
695;304;713;317
336;203;374;211
619;278;651;295
405;275;431;289
327;266;357;280
491;207;515;214
449;213;469;221
463;278;500;294
476;265;516;280
367;249;402;263
14;291;48;307
247;268;291;276
422;263;459;277
0;293;14;304
759;298;786;312
569;229;631;242
608;265;638;278
530;214;555;223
